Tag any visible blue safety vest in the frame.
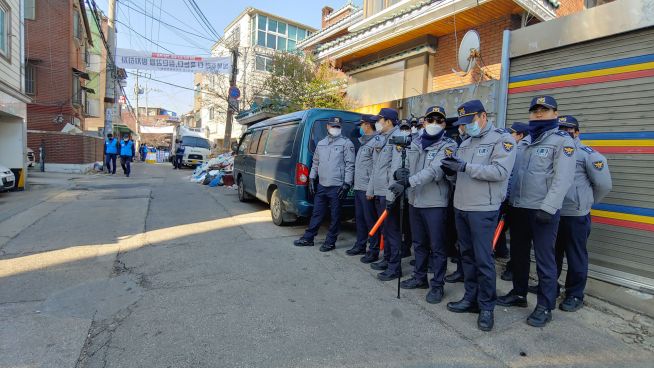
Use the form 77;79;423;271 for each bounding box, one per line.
105;138;118;154
120;140;134;157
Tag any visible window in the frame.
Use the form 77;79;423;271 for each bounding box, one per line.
265;124;299;156
72;75;82;105
0;0;9;59
209;107;215;120
238;133;252;154
84;46;90;66
257;129;269;155
255;55;273;72
24;0;35;20
25;62;36;95
249;130;263;154
73;11;82;40
181;136;211;149
254;14;309;52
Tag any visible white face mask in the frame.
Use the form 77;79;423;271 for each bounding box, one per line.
399;130;410;137
328;127;341;136
410;127;418;134
375;121;383;132
424;123;443;136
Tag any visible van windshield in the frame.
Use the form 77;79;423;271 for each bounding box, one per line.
309;120;361;153
181;136;211;149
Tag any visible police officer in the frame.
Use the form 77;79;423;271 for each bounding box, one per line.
441;100;516;331
499;122;531;281
555;115;611;311
119;135;135;177
498;96;576;328
347;115;380;261
174;140;185;169
104;133;119;175
366;108;403;281
390;106;458;304
294;117;355;252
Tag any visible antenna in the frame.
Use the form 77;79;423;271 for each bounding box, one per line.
452;30;481;77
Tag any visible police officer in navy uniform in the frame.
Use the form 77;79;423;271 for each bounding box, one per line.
555;115;612;311
441;100;516;331
497;96;576;328
104;133;119;175
390;106;458;304
366;108;403;281
294;117;355;252
119;135;135;177
347;114;380;261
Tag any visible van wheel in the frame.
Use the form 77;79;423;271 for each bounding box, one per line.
270;189;287;226
237;177;251;202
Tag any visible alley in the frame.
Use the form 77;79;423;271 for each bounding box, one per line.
0;163;652;368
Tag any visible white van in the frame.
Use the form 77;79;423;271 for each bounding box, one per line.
172;126;211;167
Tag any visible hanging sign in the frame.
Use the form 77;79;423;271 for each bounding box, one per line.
116;48;232;74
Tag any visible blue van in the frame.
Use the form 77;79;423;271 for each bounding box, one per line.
232;108;362;226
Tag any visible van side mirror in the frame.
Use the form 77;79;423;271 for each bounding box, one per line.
231;141;239;153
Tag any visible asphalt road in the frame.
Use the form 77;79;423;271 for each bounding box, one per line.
0;163;652;368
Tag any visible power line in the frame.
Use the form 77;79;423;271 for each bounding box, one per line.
188;0;221;39
116;19;175;53
117;0;213;41
182;0;221;43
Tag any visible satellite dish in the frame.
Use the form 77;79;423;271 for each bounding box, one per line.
457;30;481;73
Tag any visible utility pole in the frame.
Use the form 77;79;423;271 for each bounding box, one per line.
104;0;118;138
134;72;140;131
222;48;238;150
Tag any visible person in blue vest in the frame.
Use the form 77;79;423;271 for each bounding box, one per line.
104;133;119;175
119;135;135;177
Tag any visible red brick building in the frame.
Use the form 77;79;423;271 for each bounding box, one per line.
300;0;592;116
25;0;103;172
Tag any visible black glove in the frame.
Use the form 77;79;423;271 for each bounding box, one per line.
309;179;316;196
394;168;410;182
337;183;351;199
535;209;554;224
441;156;467;172
388;181;405;199
440;165;457;176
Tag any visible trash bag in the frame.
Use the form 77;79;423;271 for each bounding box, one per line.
202;174;215;185
209;175;223;187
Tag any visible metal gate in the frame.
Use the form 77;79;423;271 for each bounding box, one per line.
504;1;654;292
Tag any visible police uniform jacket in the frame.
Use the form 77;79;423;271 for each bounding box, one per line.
366;126;402;199
509;128;576;214
560;138;612;216
353;134;376;191
309;135;355;187
452;123;517;212
405;135;458;208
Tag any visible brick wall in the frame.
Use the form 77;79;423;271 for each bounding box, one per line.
322;6;355;29
25;0;88;132
27;131;104;164
556;0;586;16
432;14;520;92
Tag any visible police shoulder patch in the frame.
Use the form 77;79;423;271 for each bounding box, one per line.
592;160;605;171
555;131;569;137
444;147;454;158
581;146;594;153
395;145;402;152
563;146;575;157
502;141;514;152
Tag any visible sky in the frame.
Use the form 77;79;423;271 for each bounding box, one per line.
96;0;363;116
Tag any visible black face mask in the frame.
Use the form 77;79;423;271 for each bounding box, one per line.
528;119;559;141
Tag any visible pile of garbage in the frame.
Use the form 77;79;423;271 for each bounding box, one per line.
190;152;235;187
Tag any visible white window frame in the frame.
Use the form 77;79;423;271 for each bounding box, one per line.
25;61;36;95
0;0;10;60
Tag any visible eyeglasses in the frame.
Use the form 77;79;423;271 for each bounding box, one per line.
530;107;552;114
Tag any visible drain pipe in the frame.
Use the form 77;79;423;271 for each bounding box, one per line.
496;30;511;129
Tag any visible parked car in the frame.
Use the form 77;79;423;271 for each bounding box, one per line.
26;148;35;167
0;165;15;192
232;108;362;226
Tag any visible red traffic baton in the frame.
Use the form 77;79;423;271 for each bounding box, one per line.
492;214;506;251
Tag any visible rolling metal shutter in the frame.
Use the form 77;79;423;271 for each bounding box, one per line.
506;27;654;292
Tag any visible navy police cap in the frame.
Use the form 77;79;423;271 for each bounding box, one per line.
529;95;558;111
327;117;342;127
376;108;399;123
508;122;529;134
454;100;486;126
558;115;579;129
424;106;446;119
